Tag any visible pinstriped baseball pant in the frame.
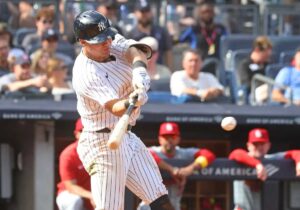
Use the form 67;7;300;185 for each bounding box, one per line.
77;131;168;210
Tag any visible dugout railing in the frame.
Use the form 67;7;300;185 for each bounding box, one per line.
125;158;300;210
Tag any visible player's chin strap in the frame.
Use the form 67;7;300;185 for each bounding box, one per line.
149;195;175;210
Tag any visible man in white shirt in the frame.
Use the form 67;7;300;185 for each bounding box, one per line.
170;48;224;103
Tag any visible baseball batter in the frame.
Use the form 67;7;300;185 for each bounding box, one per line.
72;10;174;210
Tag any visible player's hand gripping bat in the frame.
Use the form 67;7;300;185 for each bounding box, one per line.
107;95;138;150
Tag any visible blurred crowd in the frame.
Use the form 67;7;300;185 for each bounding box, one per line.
0;0;300;106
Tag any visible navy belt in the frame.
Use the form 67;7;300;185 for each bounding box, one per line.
96;125;132;133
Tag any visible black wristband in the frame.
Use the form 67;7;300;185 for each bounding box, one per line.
124;99;130;109
132;60;147;69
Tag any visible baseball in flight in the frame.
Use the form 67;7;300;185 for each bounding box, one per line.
221;116;237;131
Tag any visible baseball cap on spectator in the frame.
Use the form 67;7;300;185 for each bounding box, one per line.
135;0;151;11
159;122;180;136
139;36;158;52
42;29;59;41
248;128;269;143
8;48;30;66
75;118;83;132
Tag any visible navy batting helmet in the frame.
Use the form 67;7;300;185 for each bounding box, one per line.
73;10;117;44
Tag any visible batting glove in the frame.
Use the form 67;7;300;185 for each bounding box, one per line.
129;88;148;106
132;67;150;91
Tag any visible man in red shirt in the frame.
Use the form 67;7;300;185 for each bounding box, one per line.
138;122;216;210
229;128;300;210
56;118;94;210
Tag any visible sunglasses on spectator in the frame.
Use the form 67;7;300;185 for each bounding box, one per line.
140;8;151;13
46;37;58;42
54;65;68;71
200;9;214;13
60;65;68;70
21;63;31;69
105;6;114;10
42;19;53;24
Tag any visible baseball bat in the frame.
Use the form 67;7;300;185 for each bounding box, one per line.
107;95;138;150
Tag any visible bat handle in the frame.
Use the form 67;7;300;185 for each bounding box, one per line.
126;94;138;114
129;94;138;105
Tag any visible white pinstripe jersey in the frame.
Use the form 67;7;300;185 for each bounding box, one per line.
72;34;141;132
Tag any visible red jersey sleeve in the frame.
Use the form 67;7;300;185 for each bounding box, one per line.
148;148;162;164
59;150;78;181
229;149;261;168
194;149;216;165
285;150;300;163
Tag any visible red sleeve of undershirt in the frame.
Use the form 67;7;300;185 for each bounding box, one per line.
59;148;78;181
194;149;216;164
228;149;261;168
149;148;162;164
285;150;300;163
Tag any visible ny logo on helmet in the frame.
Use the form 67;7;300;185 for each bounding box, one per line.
98;22;106;32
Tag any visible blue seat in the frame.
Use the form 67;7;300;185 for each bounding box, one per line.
279;50;294;64
219;35;255;85
227;71;248;104
226;49;251;72
57;40;76;59
265;63;286;79
150;79;170;92
13;28;36;47
225;49;251;104
201;57;220;79
219;35;255;66
269;36;300;62
147;91;179;104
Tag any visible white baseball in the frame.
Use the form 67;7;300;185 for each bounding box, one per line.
221;116;237;131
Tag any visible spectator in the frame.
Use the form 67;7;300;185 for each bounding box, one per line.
58;0;75;43
0;27;10;76
126;0;173;69
96;0;123;35
30;49;51;75
229;128;300;210
7;1;35;30
56;118;95;210
179;1;227;60
30;28;73;67
22;7;55;52
138;122;216;210
272;47;300;105
176;4;196;28
58;0;96;43
139;36;172;80
0;49;49;95
46;57;73;95
0;22;13;48
170;49;224;103
237;36;273;95
0;2;12;24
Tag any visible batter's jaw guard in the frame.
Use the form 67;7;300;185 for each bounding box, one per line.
149;195;175;210
130;43;153;60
